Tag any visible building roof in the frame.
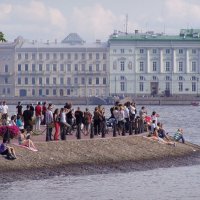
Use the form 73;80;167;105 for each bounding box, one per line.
62;33;85;44
109;29;200;42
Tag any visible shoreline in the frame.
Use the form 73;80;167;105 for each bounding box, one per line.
1;135;200;183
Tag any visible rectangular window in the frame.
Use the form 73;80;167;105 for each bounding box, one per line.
81;77;85;85
67;64;71;71
39;53;43;60
81;64;85;71
96;53;99;60
53;53;57;59
120;49;125;54
192;82;196;92
53;77;56;84
192;62;196;72
103;53;107;59
46;77;49;85
46;53;50;60
103;64;106;71
25;77;28;85
153;62;157;71
46;64;50;71
81;53;85;60
39;89;42;96
25;53;28;60
89;65;92;72
18;78;21;85
139;62;144;71
75;64;78;71
120;61;125;71
39;64;43;71
192;49;197;54
140;49;144;54
67;77;71;85
53;89;56;96
67;53;71;60
32;53;36;60
60;53;64;60
88;77;92;85
178;62;183;72
96;64;100;71
74;77;78;84
4;77;8;84
74;53;78;60
60;64;64;71
32;89;35;96
178;82;183;92
96;77;99;85
60;77;64;85
39;77;42;85
166;82;170;90
120;82;125;91
32;77;35;85
165;62;170;72
103;77;106;85
32;64;36;72
18;64;21;72
89;53;92;60
166;49;170;54
152;49;157;54
139;82;144;91
179;49;183;54
53;64;57;71
46;89;49;95
24;64;28;71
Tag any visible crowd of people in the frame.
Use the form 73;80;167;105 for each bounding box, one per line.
0;100;186;160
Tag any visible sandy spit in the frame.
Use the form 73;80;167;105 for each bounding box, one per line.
0;135;200;182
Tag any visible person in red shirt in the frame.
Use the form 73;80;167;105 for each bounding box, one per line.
35;102;42;131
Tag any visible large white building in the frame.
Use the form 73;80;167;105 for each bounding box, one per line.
0;29;200;98
108;29;200;97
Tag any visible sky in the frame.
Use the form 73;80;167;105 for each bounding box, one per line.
1;0;200;42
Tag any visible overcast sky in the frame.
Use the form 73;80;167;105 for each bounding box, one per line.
1;0;200;42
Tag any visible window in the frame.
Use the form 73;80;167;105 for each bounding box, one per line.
74;77;78;84
67;64;71;71
60;53;64;60
46;53;50;60
120;61;125;71
67;77;71;85
39;64;42;71
18;78;21;85
153;62;157;71
178;62;183;72
32;64;36;72
96;77;99;85
140;49;144;54
192;82;196;92
192;49;197;54
96;53;99;60
32;89;35;96
18;54;21;60
166;76;170;81
82;53;85;60
165;62;170;71
153;76;157;81
178;82;183;92
5;65;8;73
139;62;144;71
178;76;183;81
103;64;106;71
53;64;57;71
139;76;144;81
74;53;78;60
89;53;92;60
192;62;196;72
46;64;50;71
32;77;35;85
32;53;36;60
103;78;106;85
81;77;85;85
60;64;64;71
53;89;57;96
25;53;28;60
60;77;64;85
39;89;43;96
166;49;170;54
152;49;157;54
103;53;107;59
74;64;78;71
165;82;170;90
18;64;21;72
120;49;125;54
88;77;92;85
191;76;196;81
67;53;71;60
120;82;125;91
46;89;49;95
4;77;8;84
96;64;100;71
7;88;10;94
53;53;57;60
139;82;144;91
53;77;56;84
89;65;92;72
179;49;183;54
25;77;28;85
60;89;63;96
39;77;42;85
46;77;49;85
25;64;28;71
81;64;85;71
39;53;43;60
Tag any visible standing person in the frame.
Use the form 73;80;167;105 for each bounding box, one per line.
53;108;60;140
23;105;33;131
83;108;92;136
29;103;35;118
41;102;47;125
60;108;71;140
45;104;54;141
139;106;147;133
2;101;9;125
35;102;42;131
0;101;3;121
75;107;84;139
16;101;23;117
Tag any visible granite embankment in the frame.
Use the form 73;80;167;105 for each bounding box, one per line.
1;135;200;182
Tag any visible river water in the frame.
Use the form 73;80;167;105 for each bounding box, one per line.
1;105;200;200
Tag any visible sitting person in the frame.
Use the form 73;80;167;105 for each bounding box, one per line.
0;138;17;160
16;114;24;131
18;130;37;150
173;128;185;143
157;122;170;141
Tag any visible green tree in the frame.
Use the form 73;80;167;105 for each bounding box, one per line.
0;31;6;42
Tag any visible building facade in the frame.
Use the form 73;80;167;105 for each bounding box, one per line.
0;29;200;98
108;29;200;97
